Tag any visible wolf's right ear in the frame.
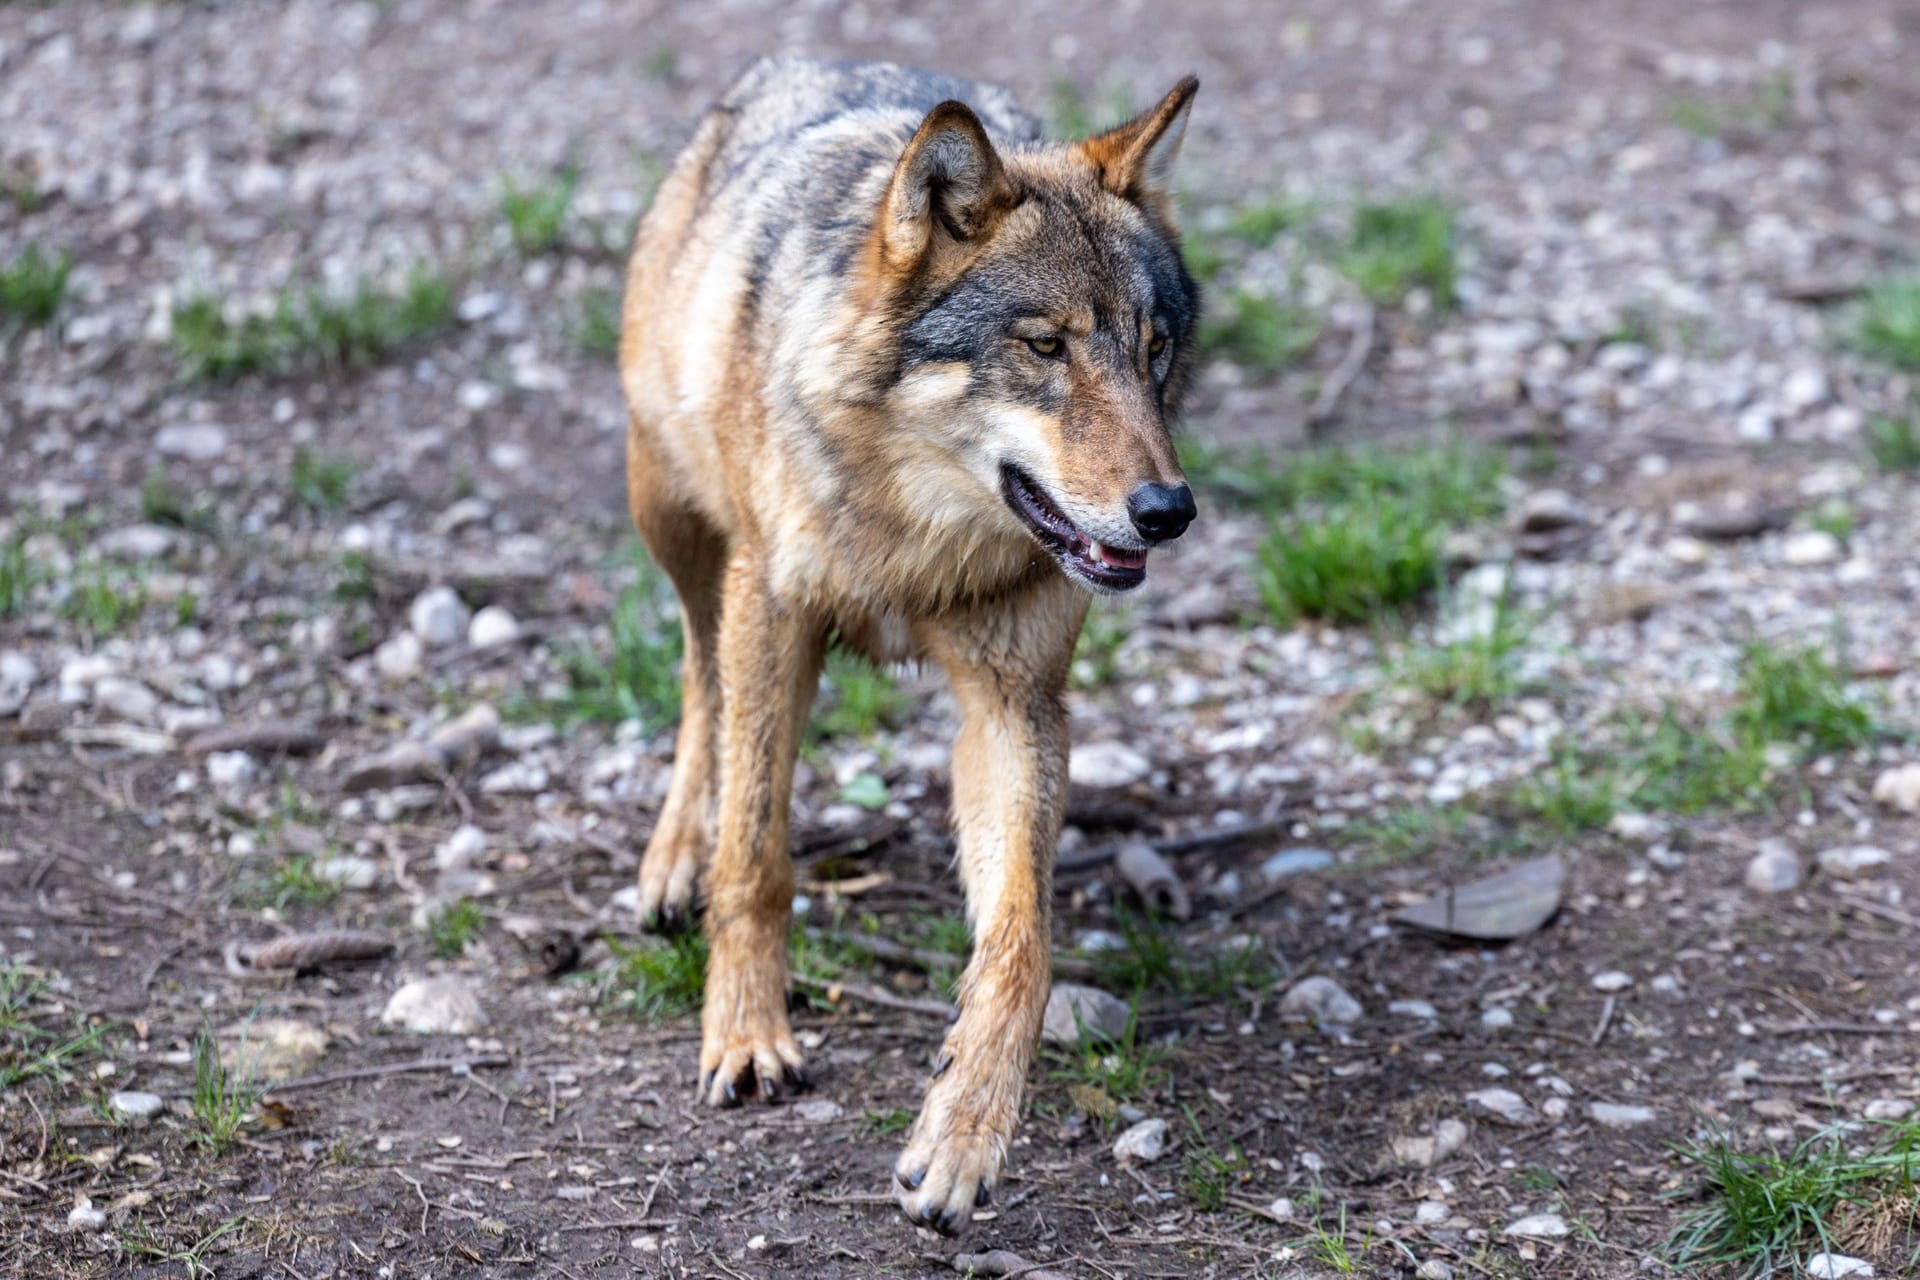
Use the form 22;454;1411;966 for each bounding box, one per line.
876;101;1018;274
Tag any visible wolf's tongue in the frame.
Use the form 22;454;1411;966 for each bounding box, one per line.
1093;542;1148;571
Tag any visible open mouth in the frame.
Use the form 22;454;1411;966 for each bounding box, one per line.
999;462;1148;591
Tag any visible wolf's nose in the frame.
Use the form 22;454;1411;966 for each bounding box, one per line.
1126;482;1196;543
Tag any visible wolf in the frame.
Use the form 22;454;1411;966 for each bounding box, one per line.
619;55;1200;1232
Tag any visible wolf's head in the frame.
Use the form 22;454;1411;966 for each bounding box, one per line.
858;79;1202;595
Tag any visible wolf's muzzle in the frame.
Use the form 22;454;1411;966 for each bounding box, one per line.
1126;482;1196;543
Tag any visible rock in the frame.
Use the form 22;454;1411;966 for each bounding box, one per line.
1871;764;1920;814
1503;1213;1570;1238
1590;970;1633;993
1481;1007;1515;1030
1068;740;1151;789
1416;1262;1454;1280
206;750;256;789
1816;845;1893;879
1114;842;1190;919
1515;489;1587;532
374;631;423;681
1150;581;1236;629
1112;1117;1168;1164
154;422;228;458
479;759;550;794
1042;983;1131;1045
1607;812;1664;842
1389;999;1439;1019
92;676;161;725
1467;1087;1538;1124
68;1195;107;1230
316;854;380;890
1806;1255;1874;1279
95;524;177;560
1680;502;1788;541
1782;367;1831;411
1415;1200;1450;1225
409;586;471;648
108;1090;164;1122
791;1099;844;1123
1864;1099;1913;1121
1745;841;1802;894
0;651;36;716
225;1018;328;1079
382;976;486;1035
1589;1102;1657;1128
467;605;520;648
1279;976;1363;1026
1260;847;1335;880
1393;855;1564;940
341;703;500;791
435;824;488;871
1782;529;1843;566
1266;1196;1296;1222
1390;1117;1468;1168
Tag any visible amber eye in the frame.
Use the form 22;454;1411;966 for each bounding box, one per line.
1026;335;1063;359
1149;334;1168;357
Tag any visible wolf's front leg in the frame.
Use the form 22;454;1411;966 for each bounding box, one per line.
698;553;824;1105
897;585;1083;1233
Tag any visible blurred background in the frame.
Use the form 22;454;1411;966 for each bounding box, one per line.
3;3;1919;1277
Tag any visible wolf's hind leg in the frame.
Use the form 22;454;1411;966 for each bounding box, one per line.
697;551;823;1104
895;580;1084;1233
628;442;728;933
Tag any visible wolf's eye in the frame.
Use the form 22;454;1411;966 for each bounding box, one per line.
1149;334;1167;357
1026;335;1064;360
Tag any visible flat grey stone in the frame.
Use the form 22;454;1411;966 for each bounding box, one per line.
1393;855;1565;940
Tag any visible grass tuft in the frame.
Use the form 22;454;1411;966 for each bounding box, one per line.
289;445;356;515
1731;638;1875;754
1043;1000;1170;1114
1857;279;1920;370
191;1018;260;1154
1866;404;1920;472
574;286;623;357
1181;1105;1250;1211
500;167;579;256
535;549;683;727
1197;286;1320;375
600;932;707;1023
1256;498;1442;625
812;649;910;741
171;268;455;381
428;899;484;959
1339;195;1458;310
1397;577;1533;709
0;536;34;618
0;243;71;330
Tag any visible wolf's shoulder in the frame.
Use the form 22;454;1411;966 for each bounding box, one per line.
719;55;1043;144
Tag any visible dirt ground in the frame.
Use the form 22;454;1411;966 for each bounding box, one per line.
4;1;1920;1277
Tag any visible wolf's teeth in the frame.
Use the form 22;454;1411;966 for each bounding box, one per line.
1091;543;1108;566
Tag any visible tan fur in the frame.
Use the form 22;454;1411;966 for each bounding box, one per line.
619;56;1198;1230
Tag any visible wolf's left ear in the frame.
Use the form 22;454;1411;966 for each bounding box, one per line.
878;100;1019;273
1077;75;1199;207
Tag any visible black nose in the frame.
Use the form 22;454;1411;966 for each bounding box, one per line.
1126;482;1196;543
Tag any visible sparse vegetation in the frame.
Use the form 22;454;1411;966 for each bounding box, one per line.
190;1018;260;1154
1180;1105;1250;1211
1072;602;1130;689
61;560;147;639
1857;278;1920;370
1668;1114;1920;1278
1224;196;1314;248
575;286;623;356
428;899;485;959
1397;578;1533;709
171;268;455;381
1338;195;1458;310
812;649;909;741
1867;403;1920;472
289;445;357;514
0;961;111;1089
117;1216;249;1280
0;535;31;617
535;549;683;727
1092;910;1274;1000
864;1106;915;1137
0;242;71;330
248;851;341;910
1731;638;1875;754
500;167;579;256
1043;1000;1170;1113
1257;498;1443;625
1197;286;1321;375
1512;745;1620;833
139;471;216;532
1667;74;1794;140
600;932;707;1023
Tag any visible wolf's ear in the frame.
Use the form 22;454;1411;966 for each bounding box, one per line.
878;100;1018;272
1077;75;1198;206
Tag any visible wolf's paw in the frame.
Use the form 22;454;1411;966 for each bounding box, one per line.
697;1006;808;1107
894;1116;1004;1235
635;829;704;934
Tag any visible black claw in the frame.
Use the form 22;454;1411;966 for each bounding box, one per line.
975;1183;991;1207
759;1074;778;1102
936;1208;962;1235
897;1166;926;1191
784;1063;812;1091
699;1069;715;1095
723;1080;738;1105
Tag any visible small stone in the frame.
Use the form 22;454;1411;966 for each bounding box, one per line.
1816;845;1893;879
1415;1200;1450;1225
1782;529;1843;566
792;1099;843;1123
1607;812;1663;842
435;824;488;871
1260;847;1335;880
206;750;256;789
555;1184;596;1202
467;605;520;648
479;760;549;794
95;524;177;560
382;976;486;1035
1042;983;1131;1045
374;631;424;681
1416;1262;1454;1280
226;1018;329;1079
0;651;36;716
108;1090;164;1123
1390;1117;1468;1168
1781;367;1831;411
1112;1117;1168;1164
1467;1087;1537;1124
68;1196;107;1230
1515;489;1587;532
1864;1099;1913;1121
1266;1196;1296;1222
1590;970;1633;993
1503;1212;1569;1238
409;587;471;648
1279;976;1364;1026
1589;1102;1657;1128
316;855;380;890
154;422;228;458
1481;1007;1514;1030
92;676;161;725
1870;764;1920;814
1389;999;1439;1020
1068;740;1151;789
1745;841;1803;894
1806;1254;1874;1279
